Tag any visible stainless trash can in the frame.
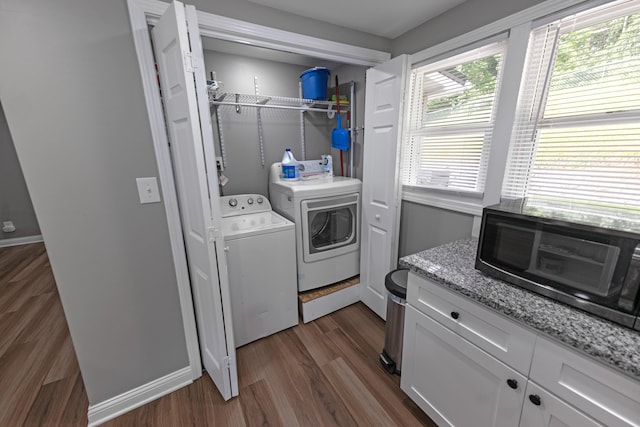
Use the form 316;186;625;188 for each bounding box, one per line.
379;268;408;375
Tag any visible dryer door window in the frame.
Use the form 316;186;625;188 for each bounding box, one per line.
309;206;354;252
301;194;360;263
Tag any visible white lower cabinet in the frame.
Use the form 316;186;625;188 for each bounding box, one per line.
401;305;527;427
519;381;603;427
406;273;537;375
529;337;640;427
402;273;640;427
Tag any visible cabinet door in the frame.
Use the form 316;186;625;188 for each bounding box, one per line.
520;381;604;427
530;337;640;427
401;305;526;427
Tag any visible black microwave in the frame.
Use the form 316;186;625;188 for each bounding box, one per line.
476;198;640;330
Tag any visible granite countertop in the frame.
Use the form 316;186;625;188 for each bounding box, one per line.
399;238;640;381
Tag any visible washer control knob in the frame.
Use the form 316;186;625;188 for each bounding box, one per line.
228;198;238;207
257;196;264;204
247;197;254;205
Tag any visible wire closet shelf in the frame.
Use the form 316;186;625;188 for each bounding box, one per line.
209;92;349;115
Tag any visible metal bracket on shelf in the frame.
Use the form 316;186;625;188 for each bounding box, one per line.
327;103;336;119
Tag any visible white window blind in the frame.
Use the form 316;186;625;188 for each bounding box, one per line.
402;41;507;195
503;0;640;210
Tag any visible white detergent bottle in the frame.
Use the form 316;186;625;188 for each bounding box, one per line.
282;148;298;179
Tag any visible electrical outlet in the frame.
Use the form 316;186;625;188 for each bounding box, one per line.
216;157;224;172
2;221;16;233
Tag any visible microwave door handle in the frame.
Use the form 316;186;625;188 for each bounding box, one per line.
619;244;640;312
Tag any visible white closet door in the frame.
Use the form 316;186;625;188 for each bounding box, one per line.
360;55;408;319
152;0;237;400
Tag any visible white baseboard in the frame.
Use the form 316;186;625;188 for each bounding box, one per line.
300;283;360;323
0;235;44;248
87;366;193;426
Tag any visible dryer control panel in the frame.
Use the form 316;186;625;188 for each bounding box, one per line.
220;194;271;217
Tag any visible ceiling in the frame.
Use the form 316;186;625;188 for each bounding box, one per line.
247;0;468;39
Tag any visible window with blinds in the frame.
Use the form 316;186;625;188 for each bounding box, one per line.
503;0;640;210
402;41;506;195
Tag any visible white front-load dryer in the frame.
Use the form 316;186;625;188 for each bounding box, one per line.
269;163;362;292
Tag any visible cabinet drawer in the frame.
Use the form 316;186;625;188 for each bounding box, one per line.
530;337;640;427
407;272;536;375
401;305;527;427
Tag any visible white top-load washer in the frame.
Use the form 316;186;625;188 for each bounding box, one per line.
269;163;362;292
220;194;298;347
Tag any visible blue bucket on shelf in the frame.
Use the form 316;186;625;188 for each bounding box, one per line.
301;67;330;100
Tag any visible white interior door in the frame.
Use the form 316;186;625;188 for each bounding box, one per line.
152;0;237;400
360;55;409;319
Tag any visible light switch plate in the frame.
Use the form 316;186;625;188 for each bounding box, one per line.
136;177;161;204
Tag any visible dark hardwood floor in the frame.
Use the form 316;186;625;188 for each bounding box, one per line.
1;243;436;426
0;242;88;426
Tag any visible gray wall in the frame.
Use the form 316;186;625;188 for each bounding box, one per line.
0;0;383;408
187;0;391;53
0;0;188;405
398;201;474;257
331;64;367;179
0;102;40;240
0;0;549;410
203;50;367;197
391;0;548;254
391;0;546;55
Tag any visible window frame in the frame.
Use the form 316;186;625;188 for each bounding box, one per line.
404;39;507;198
502;1;640;207
403;0;617;217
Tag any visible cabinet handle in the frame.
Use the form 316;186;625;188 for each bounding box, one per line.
450;311;460;320
529;394;541;406
506;379;518;389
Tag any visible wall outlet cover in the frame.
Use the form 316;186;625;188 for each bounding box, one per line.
2;221;16;233
136;177;161;204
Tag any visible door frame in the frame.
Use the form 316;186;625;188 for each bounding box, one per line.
126;0;391;380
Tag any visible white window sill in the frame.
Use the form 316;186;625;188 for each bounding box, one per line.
402;187;485;216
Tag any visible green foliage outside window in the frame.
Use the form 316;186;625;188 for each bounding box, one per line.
424;54;502;126
554;14;640;78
